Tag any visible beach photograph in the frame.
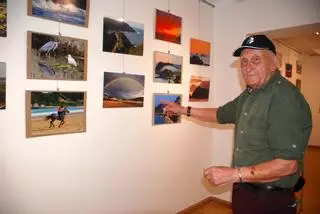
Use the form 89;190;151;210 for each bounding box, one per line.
26;91;86;138
190;38;211;66
0;0;6;37
0;62;5;109
103;17;144;56
154;51;182;84
155;9;182;44
153;93;181;125
189;75;210;102
103;72;145;108
27;31;87;81
28;0;89;27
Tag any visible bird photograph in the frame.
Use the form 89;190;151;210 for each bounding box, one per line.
28;31;87;81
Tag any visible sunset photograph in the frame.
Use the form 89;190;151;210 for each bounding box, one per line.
190;38;211;66
155;9;182;44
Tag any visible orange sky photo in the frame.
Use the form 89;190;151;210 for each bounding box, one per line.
155;9;181;43
190;38;211;55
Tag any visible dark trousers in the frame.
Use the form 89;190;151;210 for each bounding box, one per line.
232;183;296;214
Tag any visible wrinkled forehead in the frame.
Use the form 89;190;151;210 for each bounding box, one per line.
240;49;265;57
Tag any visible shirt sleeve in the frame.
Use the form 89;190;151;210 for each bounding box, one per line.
267;92;312;161
216;95;240;124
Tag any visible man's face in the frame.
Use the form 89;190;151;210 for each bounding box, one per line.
240;49;276;89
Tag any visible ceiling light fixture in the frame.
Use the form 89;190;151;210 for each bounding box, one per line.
316;32;320;35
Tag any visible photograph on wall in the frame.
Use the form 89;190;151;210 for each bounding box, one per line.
0;0;7;37
27;31;87;81
154;51;182;84
103;72;145;108
296;60;302;74
189;75;210;102
296;79;301;91
28;0;89;27
26;91;86;138
0;62;5;109
285;63;292;78
153;93;181;125
103;17;144;56
190;38;211;66
155;9;182;44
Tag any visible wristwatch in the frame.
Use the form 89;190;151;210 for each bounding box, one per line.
187;106;191;117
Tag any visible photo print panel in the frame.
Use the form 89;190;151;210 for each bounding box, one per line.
153;93;182;125
28;0;90;27
0;0;7;37
103;72;145;108
189;75;210;102
154;51;182;84
103;17;144;56
0;62;5;109
190;38;211;66
26;91;86;138
296;60;302;74
155;9;182;44
27;31;88;81
285;63;292;78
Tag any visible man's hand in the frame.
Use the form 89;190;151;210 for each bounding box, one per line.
161;100;185;116
203;166;239;186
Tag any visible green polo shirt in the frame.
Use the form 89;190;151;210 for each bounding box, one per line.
216;71;312;188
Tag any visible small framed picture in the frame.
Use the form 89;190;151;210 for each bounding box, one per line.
0;62;5;109
103;17;144;56
26;91;86;138
154;51;182;84
28;0;90;27
296;60;302;74
285;63;292;78
0;0;7;37
27;31;88;81
153;93;182;125
155;9;182;44
103;72;145;108
189;75;210;102
190;38;211;66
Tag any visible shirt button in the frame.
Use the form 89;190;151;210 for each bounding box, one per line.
278;81;281;84
240;130;244;134
236;148;239;152
244;112;248;116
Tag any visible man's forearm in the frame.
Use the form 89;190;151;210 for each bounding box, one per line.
182;107;218;122
239;159;298;183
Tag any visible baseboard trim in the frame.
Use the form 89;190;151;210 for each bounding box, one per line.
177;196;231;213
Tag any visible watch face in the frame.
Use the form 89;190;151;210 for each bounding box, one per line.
187;106;191;116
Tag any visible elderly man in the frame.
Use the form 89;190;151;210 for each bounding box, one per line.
163;35;312;214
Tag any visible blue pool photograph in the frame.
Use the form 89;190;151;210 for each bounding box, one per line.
153;94;181;125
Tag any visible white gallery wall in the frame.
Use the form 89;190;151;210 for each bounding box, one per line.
0;0;215;213
301;56;320;147
212;0;320;201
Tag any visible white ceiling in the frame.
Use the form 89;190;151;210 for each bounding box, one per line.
258;23;320;56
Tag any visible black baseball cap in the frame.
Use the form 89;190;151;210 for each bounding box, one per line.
233;34;276;57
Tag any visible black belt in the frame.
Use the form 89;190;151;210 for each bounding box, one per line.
235;183;293;192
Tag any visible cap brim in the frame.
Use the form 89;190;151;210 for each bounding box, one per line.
233;46;274;57
233;47;244;57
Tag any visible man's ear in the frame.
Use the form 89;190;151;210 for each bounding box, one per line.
267;51;277;70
